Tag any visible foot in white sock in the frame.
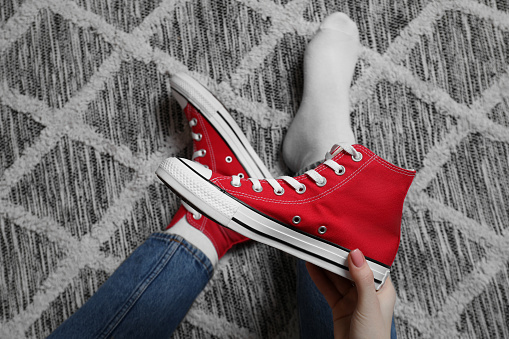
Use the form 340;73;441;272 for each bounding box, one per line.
283;12;359;173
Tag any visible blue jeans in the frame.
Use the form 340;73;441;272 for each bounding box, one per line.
49;233;213;339
50;233;396;338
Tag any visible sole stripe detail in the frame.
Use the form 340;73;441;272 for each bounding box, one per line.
232;217;382;285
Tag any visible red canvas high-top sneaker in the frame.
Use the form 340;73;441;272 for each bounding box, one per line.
157;144;415;288
166;73;272;258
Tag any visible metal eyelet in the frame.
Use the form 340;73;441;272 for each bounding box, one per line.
352;152;363;162
231;180;241;187
189;118;197;127
296;185;306;194
193;213;202;220
318;226;327;234
316;178;327;187
225;156;232;163
274;188;285;196
200;149;206;156
195;133;202;141
335;165;346;176
292;216;301;224
253;185;263;192
238;173;245;179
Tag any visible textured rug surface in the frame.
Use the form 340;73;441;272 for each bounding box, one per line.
1;0;509;338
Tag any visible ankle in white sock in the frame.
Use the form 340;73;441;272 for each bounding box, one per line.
283;12;359;173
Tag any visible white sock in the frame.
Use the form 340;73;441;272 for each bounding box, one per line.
283;12;359;173
165;217;219;267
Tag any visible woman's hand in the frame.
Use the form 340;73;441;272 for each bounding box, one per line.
306;249;396;339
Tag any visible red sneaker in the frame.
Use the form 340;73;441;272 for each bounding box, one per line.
166;73;272;258
157;144;415;289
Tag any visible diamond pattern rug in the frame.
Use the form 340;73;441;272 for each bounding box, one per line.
1;0;508;338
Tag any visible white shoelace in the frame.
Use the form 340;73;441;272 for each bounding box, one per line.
231;143;362;195
192;149;206;160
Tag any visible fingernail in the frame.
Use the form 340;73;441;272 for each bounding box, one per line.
351;249;365;268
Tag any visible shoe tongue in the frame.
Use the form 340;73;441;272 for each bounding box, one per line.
329;144;343;157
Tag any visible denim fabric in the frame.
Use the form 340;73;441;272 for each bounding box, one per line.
49;233;213;339
297;258;335;338
49;233;396;338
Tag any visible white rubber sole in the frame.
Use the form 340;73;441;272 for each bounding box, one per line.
156;158;391;290
170;73;272;179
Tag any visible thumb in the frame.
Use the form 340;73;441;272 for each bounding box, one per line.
348;249;379;311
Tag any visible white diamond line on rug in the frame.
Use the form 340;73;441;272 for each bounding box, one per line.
0;201;79;253
407;191;504;247
1;0;508;337
419;240;509;338
0;53;125;198
0;146;186;338
230;0;318;89
0;241;123;339
350;0;509;109
0;0;49;52
48;0;295;131
185;308;258;339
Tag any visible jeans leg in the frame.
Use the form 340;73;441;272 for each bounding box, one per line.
296;259;397;339
49;233;213;339
296;259;334;339
391;316;397;339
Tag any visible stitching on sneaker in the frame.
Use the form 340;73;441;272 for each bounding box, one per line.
374;157;416;176
355;145;414;175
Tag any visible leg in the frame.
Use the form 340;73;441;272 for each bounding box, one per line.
283;12;359;172
287;13;358;338
49;233;213;338
296;259;334;339
50;71;273;337
287;12;398;339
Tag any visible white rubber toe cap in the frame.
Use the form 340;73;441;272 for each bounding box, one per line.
159;158;212;180
178;158;213;179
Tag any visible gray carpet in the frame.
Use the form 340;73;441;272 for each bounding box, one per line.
1;0;509;338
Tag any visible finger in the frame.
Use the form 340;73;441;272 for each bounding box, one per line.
377;276;396;325
305;262;342;308
323;269;355;297
348;249;379;312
